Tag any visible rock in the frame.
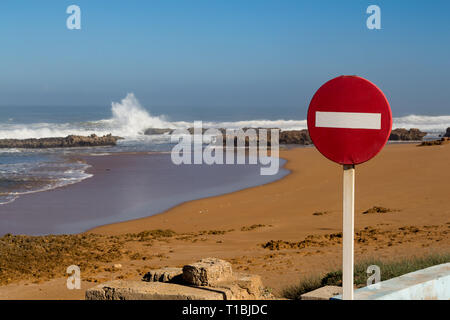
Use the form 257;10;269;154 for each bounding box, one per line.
143;127;314;146
444;127;450;138
182;258;233;286
86;258;275;300
187;127;212;135
142;267;183;283
362;206;393;214
233;273;264;296
279;130;312;145
208;273;273;300
418;137;449;146
224;128;312;146
222;129;275;147
85;275;273;300
300;286;342;300
0;134;122;149
143;128;173;135
85;280;225;300
113;264;122;270
389;128;426;141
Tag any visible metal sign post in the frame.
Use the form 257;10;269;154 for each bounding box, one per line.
342;164;355;300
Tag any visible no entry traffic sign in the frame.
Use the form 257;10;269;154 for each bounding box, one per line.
307;76;392;300
307;75;392;165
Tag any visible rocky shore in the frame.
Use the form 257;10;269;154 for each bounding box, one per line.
0;127;433;149
0;134;122;149
279;130;312;145
389;128;427;141
223;129;312;146
144;127;429;145
145;127;313;146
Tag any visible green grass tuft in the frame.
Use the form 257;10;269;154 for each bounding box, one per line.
282;275;322;300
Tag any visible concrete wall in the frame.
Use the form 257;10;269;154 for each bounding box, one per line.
333;263;450;300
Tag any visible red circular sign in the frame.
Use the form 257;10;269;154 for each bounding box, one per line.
307;76;392;165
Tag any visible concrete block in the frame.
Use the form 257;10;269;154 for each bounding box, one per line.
86;280;225;300
183;258;233;286
301;286;343;300
333;263;450;300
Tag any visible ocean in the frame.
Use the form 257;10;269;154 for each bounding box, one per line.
1;93;449;207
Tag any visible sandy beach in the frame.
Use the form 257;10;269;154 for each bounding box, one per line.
0;143;449;299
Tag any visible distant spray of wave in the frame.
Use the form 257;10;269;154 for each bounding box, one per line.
0;93;449;140
393;115;450;133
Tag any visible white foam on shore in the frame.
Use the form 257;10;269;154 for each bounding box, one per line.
0;160;93;205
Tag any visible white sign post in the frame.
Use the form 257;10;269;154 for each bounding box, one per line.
342;164;355;300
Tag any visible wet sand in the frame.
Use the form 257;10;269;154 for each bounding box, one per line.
0;143;449;299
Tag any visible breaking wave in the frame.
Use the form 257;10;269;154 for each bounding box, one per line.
0;93;182;139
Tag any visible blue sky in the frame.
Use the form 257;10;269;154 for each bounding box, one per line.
0;0;449;119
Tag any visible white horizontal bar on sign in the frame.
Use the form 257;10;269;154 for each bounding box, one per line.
315;111;381;130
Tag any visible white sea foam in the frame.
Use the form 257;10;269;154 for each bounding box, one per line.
392;115;450;133
0;160;93;205
0;93;448;140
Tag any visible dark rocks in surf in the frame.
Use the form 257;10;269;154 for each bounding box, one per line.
0;134;122;149
144;126;432;145
190;128;308;147
444;127;450;138
144;127;313;146
279;130;312;145
143;128;173;135
389;128;427;141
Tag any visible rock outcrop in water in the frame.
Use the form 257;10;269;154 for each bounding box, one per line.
444;127;450;138
206;128;312;146
144;127;313;145
279;130;312;145
144;126;432;144
143;128;173;135
0;134;122;149
389;128;427;141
